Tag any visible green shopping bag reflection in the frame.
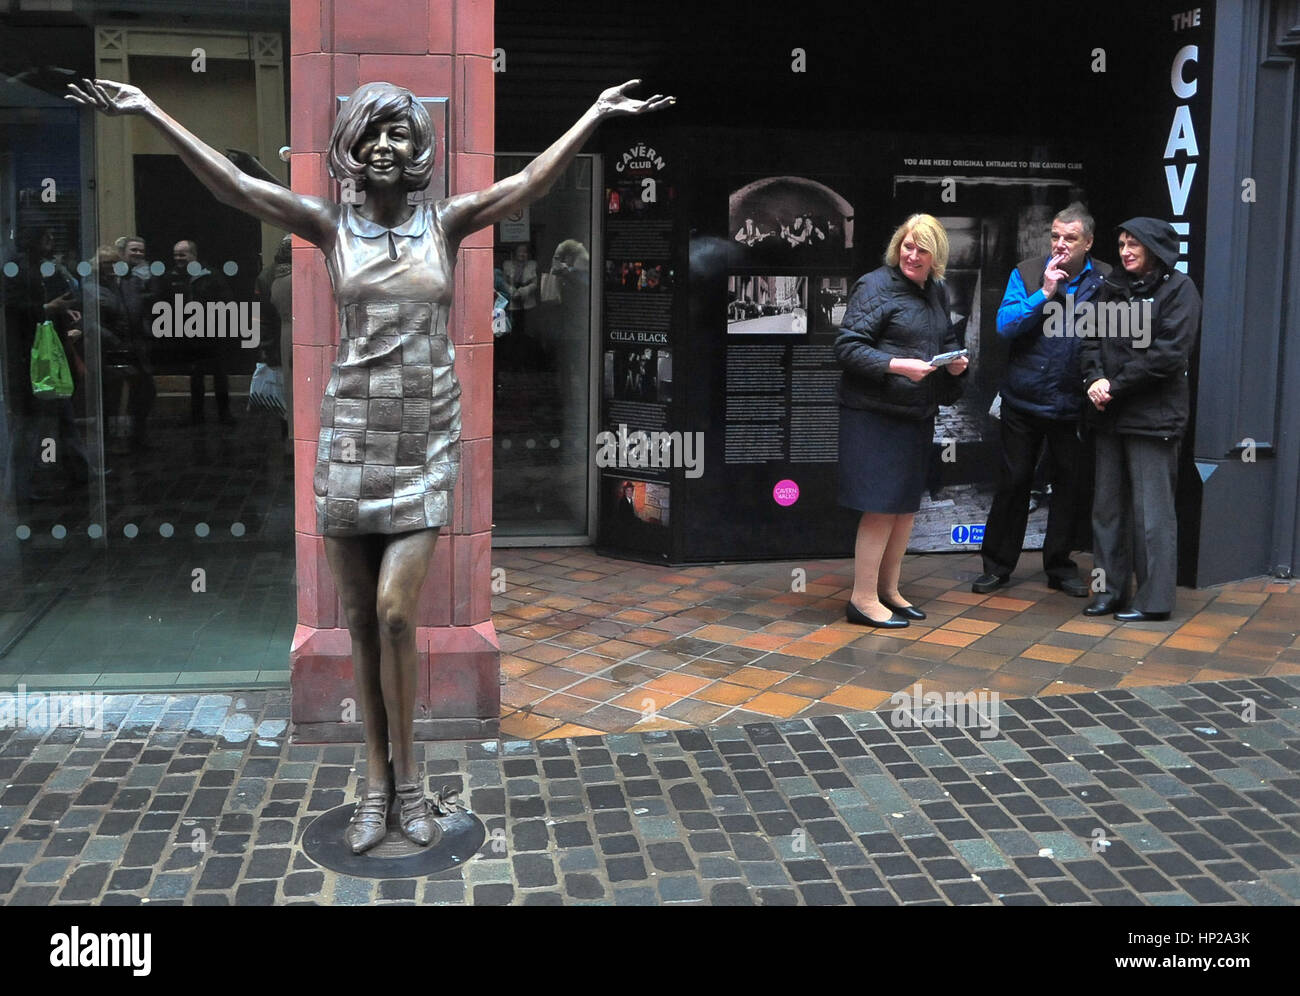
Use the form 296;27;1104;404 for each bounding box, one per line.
30;319;74;400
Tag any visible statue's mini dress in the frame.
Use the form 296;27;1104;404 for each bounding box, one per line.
314;202;461;535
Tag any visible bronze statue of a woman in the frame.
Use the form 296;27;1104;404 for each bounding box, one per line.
68;76;673;853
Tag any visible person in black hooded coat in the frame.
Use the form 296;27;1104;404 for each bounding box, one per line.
1079;217;1200;622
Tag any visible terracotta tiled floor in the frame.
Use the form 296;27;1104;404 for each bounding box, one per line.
491;549;1300;740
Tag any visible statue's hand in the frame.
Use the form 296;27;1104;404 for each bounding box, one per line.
65;78;153;117
596;79;675;118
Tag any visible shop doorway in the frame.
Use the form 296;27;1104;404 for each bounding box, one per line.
492;154;599;543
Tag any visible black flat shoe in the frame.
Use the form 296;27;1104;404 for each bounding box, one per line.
846;601;909;629
971;573;1009;594
1114;609;1171;622
1048;576;1089;598
880;597;926;621
1082;594;1119;616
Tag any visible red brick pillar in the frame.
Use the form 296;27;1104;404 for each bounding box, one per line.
288;0;499;740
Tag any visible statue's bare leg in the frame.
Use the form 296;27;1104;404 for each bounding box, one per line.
324;534;388;793
325;533;397;852
375;527;438;784
376;527;439;844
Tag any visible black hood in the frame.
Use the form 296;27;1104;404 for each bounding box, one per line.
1116;217;1181;271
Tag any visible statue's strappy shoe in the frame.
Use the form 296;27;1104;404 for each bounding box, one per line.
395;782;436;846
346;781;391;854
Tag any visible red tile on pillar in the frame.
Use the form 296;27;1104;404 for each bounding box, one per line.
457;56;494;155
289;151;328;203
453;155;496;248
330;54;361;106
454;344;491;440
428;0;454;54
336;0;429;55
293;55;360;152
293;344;331;443
452;151;495;198
459;436;493;535
452;530;493;625
416;531;454;627
454;0;494;57
291;55;332;152
291;251;335;348
356;55;454;98
294;438;318;533
296;531;338;629
290;0;325;57
423;621;500;720
289;625;354;725
468;532;495;625
454;247;495;344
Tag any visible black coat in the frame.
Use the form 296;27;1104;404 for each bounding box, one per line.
1079;265;1200;437
834;265;962;419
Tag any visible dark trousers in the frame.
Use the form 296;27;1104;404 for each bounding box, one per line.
105;362;156;442
189;347;230;421
980;402;1086;580
1092;431;1180;613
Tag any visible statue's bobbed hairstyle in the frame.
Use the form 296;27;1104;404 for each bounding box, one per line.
328;82;435;193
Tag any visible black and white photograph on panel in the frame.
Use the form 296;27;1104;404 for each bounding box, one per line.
726;275;808;334
604;347;671;403
728;175;854;264
811;276;851;333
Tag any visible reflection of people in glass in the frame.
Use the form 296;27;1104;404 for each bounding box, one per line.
69;74;673;853
501;243;538;332
84;246;157;453
549;239;590;297
3;227;95;500
548;239;590;443
164;239;235;426
834;214;968;629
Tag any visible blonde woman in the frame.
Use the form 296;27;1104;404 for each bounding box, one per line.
834;214;968;627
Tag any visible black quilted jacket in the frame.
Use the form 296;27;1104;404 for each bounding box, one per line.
834;265;962;419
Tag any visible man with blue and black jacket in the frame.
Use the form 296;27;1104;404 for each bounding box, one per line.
972;202;1110;596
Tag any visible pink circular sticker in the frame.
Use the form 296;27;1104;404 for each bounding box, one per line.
773;479;800;506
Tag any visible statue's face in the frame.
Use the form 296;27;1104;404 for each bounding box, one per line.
355;116;413;189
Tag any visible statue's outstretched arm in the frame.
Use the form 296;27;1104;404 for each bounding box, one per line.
440;79;672;244
67;78;337;250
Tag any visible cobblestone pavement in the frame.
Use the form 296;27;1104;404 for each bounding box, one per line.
2;676;1298;906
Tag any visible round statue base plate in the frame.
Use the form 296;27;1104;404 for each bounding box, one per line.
301;803;486;879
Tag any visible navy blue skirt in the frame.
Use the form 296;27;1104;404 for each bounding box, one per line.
837;406;934;514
